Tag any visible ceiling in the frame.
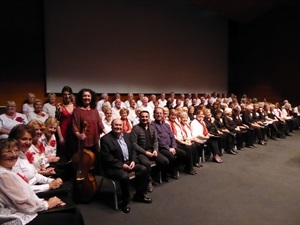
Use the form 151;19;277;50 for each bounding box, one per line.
186;0;299;23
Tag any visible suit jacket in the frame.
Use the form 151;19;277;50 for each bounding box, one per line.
223;116;237;132
100;131;137;173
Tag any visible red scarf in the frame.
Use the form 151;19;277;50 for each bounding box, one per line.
169;120;178;135
17;173;29;183
122;119;132;133
197;119;208;136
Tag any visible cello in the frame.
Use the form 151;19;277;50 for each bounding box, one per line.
72;121;97;203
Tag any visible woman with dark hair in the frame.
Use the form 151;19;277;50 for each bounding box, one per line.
72;88;106;171
9;124;63;194
56;86;76;161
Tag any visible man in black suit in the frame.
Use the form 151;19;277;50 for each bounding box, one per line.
100;119;152;214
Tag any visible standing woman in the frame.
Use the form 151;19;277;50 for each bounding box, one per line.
56;86;76;161
0;139;85;225
72;88;105;172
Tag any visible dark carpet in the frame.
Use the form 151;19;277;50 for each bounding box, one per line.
79;131;300;225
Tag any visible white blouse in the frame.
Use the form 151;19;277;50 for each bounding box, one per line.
22;103;34;115
39;134;57;158
42;103;56;118
0;113;28;139
27;111;49;123
12;151;53;193
190;119;207;143
27;144;49;172
0;166;48;225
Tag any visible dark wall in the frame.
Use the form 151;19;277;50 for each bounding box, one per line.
1;0;299;112
0;0;45;112
229;5;300;105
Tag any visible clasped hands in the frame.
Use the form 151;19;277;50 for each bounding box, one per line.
123;161;135;170
145;150;158;157
47;196;66;209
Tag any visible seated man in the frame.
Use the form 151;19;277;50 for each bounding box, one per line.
100;119;152;214
151;107;188;180
131;111;169;192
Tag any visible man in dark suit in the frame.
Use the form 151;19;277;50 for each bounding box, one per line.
100;119;152;214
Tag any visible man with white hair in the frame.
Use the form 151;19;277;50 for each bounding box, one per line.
97;93;111;111
158;93;167;108
140;97;154;120
111;98;122;120
281;102;298;133
148;94;157;110
124;93;134;109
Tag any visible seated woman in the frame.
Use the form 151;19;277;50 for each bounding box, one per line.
252;104;269;141
242;104;267;145
9;124;64;194
39;118;60;165
22;92;36;116
179;111;205;168
27;119;56;176
0;139;85;225
39;117;72;180
232;108;255;148
281;102;298;133
213;110;237;155
223;107;245;151
120;108;133;133
191;109;223;163
27;99;49;123
42;93;57;118
187;105;195;122
168;109;196;175
262;103;282;139
101;108;113;137
0;101;28;139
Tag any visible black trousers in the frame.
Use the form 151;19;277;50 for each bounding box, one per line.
137;152;169;181
105;163;148;204
159;147;187;174
28;207;85;225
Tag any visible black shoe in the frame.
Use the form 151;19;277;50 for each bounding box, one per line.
162;176;169;182
258;140;266;145
171;170;179;179
132;194;152;204
185;170;197;175
227;149;237;155
194;163;203;168
120;203;130;213
171;174;179;179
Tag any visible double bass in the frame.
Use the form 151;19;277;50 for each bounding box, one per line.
72;121;97;203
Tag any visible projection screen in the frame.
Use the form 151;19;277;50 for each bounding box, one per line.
44;0;228;94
